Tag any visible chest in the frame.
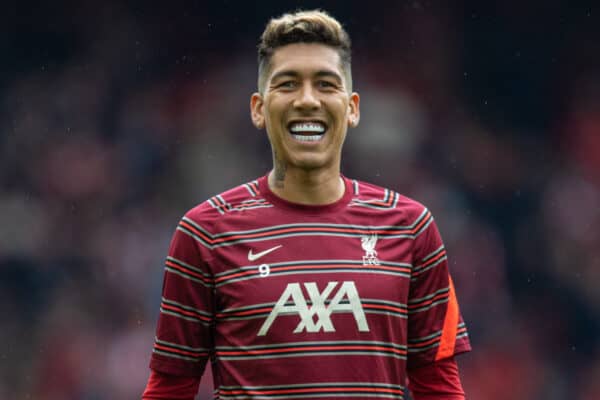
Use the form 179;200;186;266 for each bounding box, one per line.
210;230;414;342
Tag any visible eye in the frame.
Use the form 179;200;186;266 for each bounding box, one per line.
317;80;336;89
277;80;297;89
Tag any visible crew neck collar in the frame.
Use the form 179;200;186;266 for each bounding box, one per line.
258;174;352;214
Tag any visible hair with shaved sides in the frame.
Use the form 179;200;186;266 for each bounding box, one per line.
257;9;352;94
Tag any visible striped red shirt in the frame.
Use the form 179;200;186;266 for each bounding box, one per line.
149;175;471;399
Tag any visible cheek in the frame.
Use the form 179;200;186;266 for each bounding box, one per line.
331;102;350;124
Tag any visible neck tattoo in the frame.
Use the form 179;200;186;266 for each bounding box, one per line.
273;156;287;189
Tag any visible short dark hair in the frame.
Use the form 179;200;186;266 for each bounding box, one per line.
257;9;352;94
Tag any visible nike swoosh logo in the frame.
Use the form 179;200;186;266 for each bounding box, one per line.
248;245;283;261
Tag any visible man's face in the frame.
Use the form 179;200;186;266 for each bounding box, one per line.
251;43;360;174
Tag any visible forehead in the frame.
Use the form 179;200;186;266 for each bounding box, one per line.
268;43;344;79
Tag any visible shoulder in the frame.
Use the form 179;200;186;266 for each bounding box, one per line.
349;178;431;225
182;178;271;231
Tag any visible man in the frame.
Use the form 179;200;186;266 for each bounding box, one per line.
143;9;471;399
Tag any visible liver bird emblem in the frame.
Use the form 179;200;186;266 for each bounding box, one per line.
361;234;378;259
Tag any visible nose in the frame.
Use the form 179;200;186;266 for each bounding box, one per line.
293;82;320;110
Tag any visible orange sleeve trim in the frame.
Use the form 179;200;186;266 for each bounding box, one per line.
435;276;459;361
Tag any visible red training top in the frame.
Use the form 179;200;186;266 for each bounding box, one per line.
147;175;471;399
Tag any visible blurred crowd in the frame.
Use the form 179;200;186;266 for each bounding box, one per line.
1;1;599;399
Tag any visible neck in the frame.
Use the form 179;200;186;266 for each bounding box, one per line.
268;167;345;205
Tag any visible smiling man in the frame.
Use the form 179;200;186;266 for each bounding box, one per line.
143;10;471;400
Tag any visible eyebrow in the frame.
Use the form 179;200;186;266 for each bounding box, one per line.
270;69;343;83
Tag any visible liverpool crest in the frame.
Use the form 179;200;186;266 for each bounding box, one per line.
361;234;380;265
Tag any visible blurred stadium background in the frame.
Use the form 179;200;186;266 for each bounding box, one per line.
1;1;599;399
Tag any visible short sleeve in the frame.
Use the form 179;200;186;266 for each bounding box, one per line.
407;210;471;369
149;215;215;377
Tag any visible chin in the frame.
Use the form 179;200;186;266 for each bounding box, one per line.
292;157;331;170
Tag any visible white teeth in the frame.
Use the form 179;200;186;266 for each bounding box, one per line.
289;122;326;133
292;134;322;142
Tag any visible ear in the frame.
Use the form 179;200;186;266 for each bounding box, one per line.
347;92;360;128
250;92;265;129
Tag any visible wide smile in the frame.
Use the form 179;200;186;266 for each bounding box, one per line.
287;120;328;143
